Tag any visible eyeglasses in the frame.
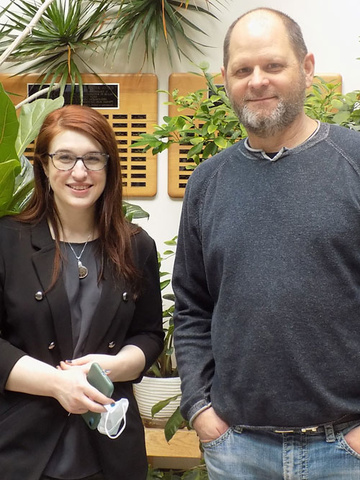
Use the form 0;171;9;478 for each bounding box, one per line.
48;151;109;171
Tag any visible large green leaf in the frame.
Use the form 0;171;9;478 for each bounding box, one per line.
0;83;19;164
151;393;181;418
163;406;186;442
16;96;64;157
0;159;19;214
8;154;34;213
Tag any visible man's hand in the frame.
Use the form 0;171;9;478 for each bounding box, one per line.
344;425;360;454
192;407;229;443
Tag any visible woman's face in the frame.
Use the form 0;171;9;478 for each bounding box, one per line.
44;129;107;218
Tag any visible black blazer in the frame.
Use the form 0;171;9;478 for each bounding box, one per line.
0;217;163;480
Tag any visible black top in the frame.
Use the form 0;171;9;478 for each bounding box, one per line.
45;241;102;478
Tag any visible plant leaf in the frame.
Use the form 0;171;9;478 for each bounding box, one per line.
16;96;64;157
151;393;181;417
0;83;19;163
164;406;186;442
0;159;19;214
122;201;149;221
8;154;34;213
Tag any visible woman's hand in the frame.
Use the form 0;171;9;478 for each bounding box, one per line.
54;362;113;414
192;407;229;443
5;355;113;415
63;345;146;383
60;354;114;375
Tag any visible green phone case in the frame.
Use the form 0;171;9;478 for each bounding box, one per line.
82;363;114;430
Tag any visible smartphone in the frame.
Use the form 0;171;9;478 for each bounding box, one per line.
82;362;114;430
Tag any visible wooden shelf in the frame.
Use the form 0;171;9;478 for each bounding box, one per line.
145;427;201;459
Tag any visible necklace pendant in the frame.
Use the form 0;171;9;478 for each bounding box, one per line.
78;260;88;279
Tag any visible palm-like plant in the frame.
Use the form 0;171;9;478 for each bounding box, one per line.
0;0;110;102
0;0;224;99
103;0;223;67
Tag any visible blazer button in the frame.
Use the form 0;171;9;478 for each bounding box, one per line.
122;292;129;302
48;341;56;350
108;341;116;349
35;291;44;301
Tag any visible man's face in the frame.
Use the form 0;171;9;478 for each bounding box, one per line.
222;13;312;138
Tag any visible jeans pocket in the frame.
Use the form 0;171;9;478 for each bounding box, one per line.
338;423;360;459
201;426;234;449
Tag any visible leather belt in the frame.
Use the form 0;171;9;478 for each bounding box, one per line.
272;414;360;435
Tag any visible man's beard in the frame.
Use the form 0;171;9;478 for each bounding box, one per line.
229;77;306;138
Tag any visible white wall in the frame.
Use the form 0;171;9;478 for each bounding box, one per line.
1;0;359;251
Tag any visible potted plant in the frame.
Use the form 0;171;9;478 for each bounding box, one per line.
133;237;185;429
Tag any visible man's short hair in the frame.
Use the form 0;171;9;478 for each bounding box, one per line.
223;8;308;69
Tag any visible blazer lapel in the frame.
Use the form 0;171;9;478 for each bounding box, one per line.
31;221;74;361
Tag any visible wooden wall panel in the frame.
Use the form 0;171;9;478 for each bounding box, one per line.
0;73;158;197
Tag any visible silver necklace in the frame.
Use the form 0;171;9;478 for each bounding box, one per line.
67;236;91;279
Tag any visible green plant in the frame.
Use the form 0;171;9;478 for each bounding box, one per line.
132;62;246;167
329;90;360;130
0;83;64;217
304;77;343;122
147;463;208;480
305;77;360;130
0;0;109;102
103;0;223;67
144;237;195;442
0;0;225;97
148;236;178;378
122;202;149;222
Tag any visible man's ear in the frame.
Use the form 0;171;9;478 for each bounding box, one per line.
303;52;315;89
221;66;229;96
221;65;225;80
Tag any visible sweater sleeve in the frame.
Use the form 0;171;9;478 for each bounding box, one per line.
173;170;215;421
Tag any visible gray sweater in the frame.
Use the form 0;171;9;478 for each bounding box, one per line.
173;123;360;428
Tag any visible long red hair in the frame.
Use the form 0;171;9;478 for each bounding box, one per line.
17;104;140;292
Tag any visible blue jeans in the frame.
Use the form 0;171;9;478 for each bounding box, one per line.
202;422;360;479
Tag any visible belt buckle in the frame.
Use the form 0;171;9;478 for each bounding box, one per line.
300;427;319;433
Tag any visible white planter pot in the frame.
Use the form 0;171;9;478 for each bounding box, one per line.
133;376;181;428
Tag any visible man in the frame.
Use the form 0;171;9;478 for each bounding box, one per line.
173;7;360;479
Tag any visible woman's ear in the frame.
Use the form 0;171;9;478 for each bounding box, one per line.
43;162;49;178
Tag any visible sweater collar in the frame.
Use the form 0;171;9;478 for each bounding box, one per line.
244;120;321;162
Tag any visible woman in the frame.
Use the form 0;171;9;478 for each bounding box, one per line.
0;105;164;479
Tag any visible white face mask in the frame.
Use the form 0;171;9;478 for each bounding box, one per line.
97;398;129;439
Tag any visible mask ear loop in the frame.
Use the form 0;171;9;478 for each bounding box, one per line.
104;401;128;439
